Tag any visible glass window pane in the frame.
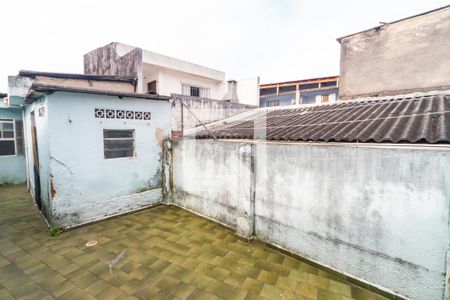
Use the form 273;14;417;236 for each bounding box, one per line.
104;139;134;151
16;137;24;155
299;83;319;90
3;131;14;138
0;140;15;156
15;120;23;138
103;129;134;159
104;129;133;139
3;123;13;130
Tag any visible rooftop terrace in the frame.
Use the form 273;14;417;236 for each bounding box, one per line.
0;185;388;299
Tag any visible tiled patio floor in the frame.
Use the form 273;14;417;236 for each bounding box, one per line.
0;184;387;300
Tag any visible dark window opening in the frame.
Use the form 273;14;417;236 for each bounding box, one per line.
190;86;200;97
321;81;337;88
279;85;296;93
260;88;277;96
147;81;157;94
103;129;135;159
299;83;319;90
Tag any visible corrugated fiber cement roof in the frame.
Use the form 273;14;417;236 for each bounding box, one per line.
193;92;450;144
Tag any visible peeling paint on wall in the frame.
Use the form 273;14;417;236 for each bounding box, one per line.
25;91;170;229
172;139;450;299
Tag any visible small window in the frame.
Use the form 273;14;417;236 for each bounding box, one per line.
147;81;157;93
266;100;280;107
182;84;210;98
322;94;329;103
0;119;16;156
103;129;134;159
190;86;200;97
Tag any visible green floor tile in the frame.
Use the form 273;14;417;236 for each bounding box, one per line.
0;185;389;300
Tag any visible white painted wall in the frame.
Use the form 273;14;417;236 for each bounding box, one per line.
254;143;450;300
236;76;260;106
24;92;171;228
141;47;225;82
172;139;450;300
143;63;225;99
172;140;247;229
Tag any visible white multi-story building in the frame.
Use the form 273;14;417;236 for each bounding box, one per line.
84;42;259;106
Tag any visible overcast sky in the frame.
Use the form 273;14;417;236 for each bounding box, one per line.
0;0;449;91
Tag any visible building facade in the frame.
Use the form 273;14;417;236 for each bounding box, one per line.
0;93;26;184
7;71;170;228
259;76;339;107
338;5;450;99
84;42;260;106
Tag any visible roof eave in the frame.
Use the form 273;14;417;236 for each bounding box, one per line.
26;83;170;103
19;70;138;84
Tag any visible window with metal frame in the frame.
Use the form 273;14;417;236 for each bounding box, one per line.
103;129;135;159
181;84;210;98
0;119;16;156
266;100;280;107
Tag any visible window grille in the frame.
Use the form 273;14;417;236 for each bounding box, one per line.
182;84;210;98
266;100;280;107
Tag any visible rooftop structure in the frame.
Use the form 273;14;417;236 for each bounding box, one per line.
338;5;450;99
194;91;450;144
84;42;260;106
259;76;339;107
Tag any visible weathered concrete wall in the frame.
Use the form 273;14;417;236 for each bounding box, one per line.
84;42;141;79
171;94;256;133
339;6;450;99
171;139;450;299
0;107;26;184
254;143;450;300
33;75;136;93
172;139;254;236
44;92;170;228
24;97;52;221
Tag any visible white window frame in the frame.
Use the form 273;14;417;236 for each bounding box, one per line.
0;118;16;157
